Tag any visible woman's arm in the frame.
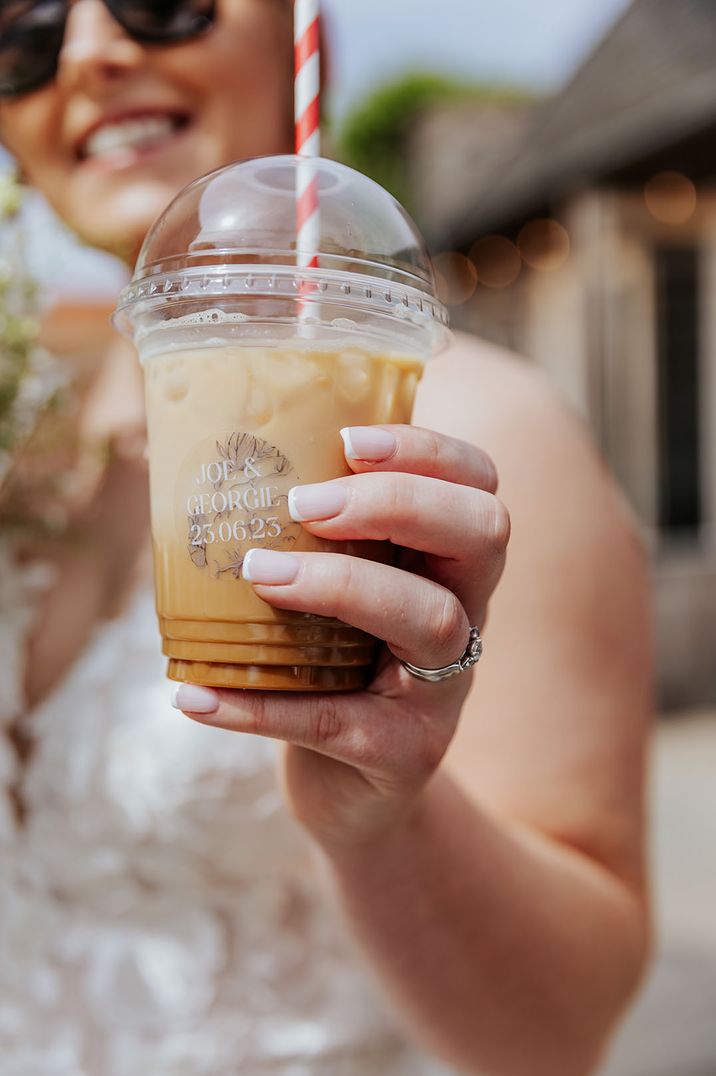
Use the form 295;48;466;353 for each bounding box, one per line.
317;339;650;1075
22;334;149;706
176;336;651;1075
322;770;647;1076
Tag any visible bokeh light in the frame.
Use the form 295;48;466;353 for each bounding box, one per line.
644;171;697;226
469;236;522;289
517;219;571;271
433;251;478;306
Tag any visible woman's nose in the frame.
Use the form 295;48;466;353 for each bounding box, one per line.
57;0;145;93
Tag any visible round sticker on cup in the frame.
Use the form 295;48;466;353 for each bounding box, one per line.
179;432;301;579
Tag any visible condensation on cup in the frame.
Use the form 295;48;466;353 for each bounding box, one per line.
114;156;451;692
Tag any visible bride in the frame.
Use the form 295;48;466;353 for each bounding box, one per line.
0;2;651;1074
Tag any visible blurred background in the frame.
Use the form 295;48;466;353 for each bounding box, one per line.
4;0;715;1072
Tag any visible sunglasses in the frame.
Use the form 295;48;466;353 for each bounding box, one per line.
0;0;216;98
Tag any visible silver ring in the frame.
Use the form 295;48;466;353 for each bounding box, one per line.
400;627;483;684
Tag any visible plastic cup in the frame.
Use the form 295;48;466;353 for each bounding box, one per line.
114;156;450;692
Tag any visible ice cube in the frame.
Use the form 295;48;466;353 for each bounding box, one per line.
337;349;373;403
164;380;189;403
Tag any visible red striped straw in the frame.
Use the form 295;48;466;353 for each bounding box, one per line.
294;0;321;280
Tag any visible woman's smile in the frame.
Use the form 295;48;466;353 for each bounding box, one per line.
74;107;193;173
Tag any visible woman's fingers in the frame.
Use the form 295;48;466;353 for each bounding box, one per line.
174;682;388;767
287;472;510;607
242;549;473;673
341;424;498;492
174;685;449;794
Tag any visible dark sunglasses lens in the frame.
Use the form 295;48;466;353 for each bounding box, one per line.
107;0;215;43
0;0;65;97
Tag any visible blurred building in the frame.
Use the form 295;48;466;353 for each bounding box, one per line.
413;0;716;708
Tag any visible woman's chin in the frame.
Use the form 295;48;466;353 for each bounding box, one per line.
68;193;178;262
71;221;150;263
61;137;233;258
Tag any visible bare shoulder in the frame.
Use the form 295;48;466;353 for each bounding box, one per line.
418;328;543;400
417;334;652;889
417;331;599;475
415;331;641;546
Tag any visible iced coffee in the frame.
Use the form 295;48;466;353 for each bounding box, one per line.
144;333;423;689
115;155;449;691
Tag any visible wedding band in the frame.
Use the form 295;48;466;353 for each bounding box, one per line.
400;627;483;684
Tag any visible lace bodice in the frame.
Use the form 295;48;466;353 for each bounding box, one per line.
0;548;452;1076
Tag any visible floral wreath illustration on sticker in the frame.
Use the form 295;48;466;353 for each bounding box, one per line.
184;432;301;579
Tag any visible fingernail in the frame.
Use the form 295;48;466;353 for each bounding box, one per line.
242;548;300;584
288;482;347;522
341;426;397;462
172;684;220;714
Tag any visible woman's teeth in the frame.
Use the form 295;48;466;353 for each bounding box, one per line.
83;116;181;159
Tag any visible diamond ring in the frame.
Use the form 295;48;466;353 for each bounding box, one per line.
400;627;483;684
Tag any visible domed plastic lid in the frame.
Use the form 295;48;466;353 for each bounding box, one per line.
115;155;449;351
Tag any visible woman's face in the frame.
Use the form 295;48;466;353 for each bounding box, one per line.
0;0;294;257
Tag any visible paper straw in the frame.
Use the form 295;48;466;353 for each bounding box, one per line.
294;0;321;275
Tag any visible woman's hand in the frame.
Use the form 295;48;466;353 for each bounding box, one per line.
173;425;510;854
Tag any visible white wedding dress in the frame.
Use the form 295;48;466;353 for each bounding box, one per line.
0;547;454;1076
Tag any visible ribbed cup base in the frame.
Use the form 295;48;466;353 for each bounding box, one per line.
167;658;372;692
161;616;376;692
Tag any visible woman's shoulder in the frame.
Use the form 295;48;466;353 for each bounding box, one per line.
415;330;591;468
430;329;534;380
414;330;643;557
417;331;571;433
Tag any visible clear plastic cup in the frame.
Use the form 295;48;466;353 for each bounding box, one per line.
114;156;450;692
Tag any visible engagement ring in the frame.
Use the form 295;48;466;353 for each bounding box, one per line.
400;627;483;684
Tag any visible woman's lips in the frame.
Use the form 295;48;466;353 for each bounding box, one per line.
76;111;191;171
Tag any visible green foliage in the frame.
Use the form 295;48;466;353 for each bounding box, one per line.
339;72;529;211
0;172;58;492
0;177;39;454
